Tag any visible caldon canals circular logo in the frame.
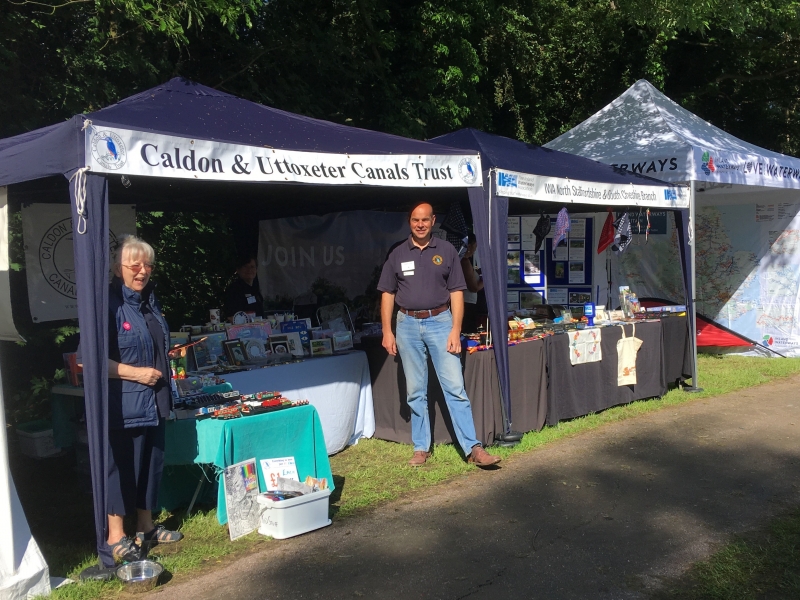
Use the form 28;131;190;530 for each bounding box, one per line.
39;219;119;299
457;157;478;184
90;131;127;170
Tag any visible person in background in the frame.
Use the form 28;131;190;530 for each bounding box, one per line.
223;255;264;321
460;232;484;333
81;235;183;563
378;202;501;468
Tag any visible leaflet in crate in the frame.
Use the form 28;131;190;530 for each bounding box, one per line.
260;457;299;491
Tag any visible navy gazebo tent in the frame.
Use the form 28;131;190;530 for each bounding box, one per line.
0;78;485;570
430;129;693;439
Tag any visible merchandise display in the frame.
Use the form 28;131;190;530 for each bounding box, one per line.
173;382;311;420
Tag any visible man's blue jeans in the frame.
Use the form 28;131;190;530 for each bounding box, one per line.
395;309;479;455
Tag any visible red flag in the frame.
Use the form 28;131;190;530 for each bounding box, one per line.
597;210;615;253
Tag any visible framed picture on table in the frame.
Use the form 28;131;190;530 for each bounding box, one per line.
222;339;247;366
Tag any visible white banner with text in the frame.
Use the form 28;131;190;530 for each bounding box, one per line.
85;126;482;187
495;169;689;209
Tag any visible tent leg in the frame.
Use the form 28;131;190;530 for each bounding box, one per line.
494;398;522;446
186;472;205;516
684;180;703;393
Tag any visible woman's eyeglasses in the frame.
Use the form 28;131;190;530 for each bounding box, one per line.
122;263;155;274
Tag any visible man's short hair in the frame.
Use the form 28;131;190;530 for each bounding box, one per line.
407;201;435;221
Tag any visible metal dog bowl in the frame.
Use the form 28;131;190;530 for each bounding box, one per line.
115;559;163;592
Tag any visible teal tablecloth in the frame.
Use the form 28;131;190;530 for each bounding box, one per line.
163;405;333;524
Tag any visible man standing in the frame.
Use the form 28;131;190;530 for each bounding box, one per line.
378;202;501;468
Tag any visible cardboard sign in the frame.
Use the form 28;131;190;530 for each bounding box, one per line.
260;457;300;491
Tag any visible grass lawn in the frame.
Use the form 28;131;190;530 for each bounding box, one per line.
652;507;800;599
40;354;800;599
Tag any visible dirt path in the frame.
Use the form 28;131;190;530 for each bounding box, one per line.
152;376;800;599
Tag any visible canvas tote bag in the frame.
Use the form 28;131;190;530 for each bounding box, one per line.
617;324;643;386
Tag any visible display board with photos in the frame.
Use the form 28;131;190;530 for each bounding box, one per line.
506;215;547;311
507;215;594;314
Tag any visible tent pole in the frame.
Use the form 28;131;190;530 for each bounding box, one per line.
685;180;703;392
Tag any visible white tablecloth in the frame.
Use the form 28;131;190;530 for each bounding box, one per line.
223;351;375;455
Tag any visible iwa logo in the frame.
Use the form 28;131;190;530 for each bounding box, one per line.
90;130;127;170
762;334;774;347
497;171;518;188
457;157;478;184
701;151;716;176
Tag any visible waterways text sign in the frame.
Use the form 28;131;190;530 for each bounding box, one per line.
85;126;482;187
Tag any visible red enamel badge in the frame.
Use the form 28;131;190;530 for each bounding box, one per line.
122;322;131;331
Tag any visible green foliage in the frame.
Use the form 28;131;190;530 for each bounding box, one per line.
310;277;350;308
0;0;257;137
2;0;799;153
137;212;237;326
5;369;66;426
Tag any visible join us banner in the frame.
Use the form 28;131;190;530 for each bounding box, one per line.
258;210;409;301
85;126;482;188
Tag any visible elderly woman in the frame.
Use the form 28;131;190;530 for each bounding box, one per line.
103;234;183;561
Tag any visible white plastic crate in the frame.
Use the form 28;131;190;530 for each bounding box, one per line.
16;420;60;458
257;489;332;539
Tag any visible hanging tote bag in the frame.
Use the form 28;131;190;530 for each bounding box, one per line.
616;324;643;386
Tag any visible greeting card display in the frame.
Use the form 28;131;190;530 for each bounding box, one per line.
269;334;291;356
222;339;247;366
281;320;311;352
227;322;272;344
192;332;229;369
332;331;353;352
310;338;333;356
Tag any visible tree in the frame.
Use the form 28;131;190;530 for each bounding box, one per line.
0;0;257;137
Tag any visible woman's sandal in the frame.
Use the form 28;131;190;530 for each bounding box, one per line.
137;524;184;548
109;536;141;563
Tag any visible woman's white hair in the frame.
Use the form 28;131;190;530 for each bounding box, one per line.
113;234;155;269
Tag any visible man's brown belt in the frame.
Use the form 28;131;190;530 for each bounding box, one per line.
399;303;450;319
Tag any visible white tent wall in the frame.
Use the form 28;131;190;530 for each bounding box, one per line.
0;184;50;599
0;189;22;342
546;79;800;357
0;380;51;599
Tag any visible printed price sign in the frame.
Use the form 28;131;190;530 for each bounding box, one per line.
259;457;299;491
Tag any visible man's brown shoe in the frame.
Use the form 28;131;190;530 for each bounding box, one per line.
468;445;501;467
408;451;431;466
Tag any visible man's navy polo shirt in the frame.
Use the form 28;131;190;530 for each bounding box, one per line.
378;235;466;310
